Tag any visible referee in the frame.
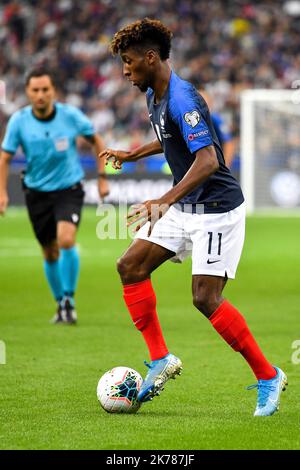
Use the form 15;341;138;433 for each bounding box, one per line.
0;67;109;324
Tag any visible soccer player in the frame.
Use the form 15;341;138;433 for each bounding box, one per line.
0;67;109;324
99;18;287;416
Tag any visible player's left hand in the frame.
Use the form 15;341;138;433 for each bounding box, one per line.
99;149;132;170
98;177;110;200
127;198;170;236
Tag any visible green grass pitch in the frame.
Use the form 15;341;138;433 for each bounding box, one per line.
0;207;299;450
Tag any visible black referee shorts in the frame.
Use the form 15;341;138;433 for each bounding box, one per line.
24;182;85;246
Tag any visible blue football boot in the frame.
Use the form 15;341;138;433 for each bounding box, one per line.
138;353;182;402
247;366;288;416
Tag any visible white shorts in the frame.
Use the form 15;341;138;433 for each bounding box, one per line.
136;202;245;279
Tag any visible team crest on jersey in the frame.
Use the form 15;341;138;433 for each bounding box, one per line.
184;110;201;128
55;137;69;152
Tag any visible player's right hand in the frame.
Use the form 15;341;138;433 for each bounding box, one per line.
0;192;8;216
98;149;132;170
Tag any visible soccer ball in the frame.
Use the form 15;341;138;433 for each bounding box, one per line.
97;366;143;414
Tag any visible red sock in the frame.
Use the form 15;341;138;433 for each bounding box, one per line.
209;300;276;380
123;279;169;361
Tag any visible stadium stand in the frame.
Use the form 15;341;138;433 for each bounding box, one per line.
1;0;299;172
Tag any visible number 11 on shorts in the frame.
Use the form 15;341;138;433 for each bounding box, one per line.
208;231;222;256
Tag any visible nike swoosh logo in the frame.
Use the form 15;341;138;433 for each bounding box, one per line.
207;259;221;264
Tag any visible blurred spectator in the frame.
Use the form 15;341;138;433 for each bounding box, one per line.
0;0;299;172
200;89;236;168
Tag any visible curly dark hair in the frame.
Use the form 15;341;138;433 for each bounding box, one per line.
110;18;173;60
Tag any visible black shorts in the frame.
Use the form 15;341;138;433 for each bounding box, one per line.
24;182;85;246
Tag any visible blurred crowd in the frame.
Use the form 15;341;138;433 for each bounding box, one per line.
0;0;300;165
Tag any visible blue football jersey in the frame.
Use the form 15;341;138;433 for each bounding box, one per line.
146;72;244;213
1;102;95;191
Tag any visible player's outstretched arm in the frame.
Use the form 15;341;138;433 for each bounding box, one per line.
127;145;219;235
99;139;163;170
223;137;236;168
160;145;219;205
0;151;13;216
83;134;109;199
